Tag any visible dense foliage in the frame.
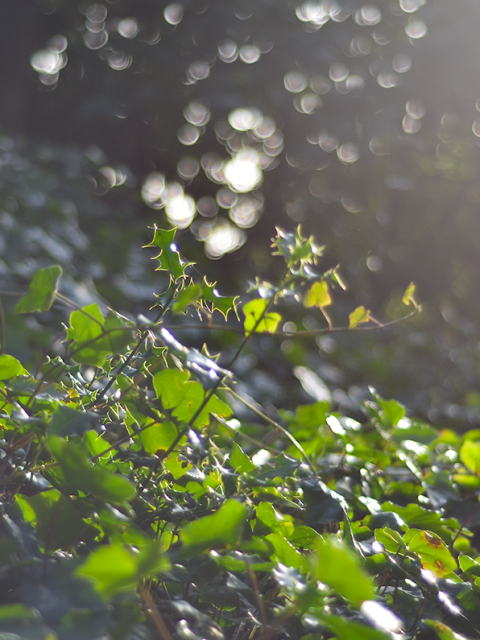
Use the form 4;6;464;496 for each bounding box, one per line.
0;227;480;640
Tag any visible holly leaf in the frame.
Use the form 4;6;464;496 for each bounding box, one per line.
144;225;193;281
349;306;371;329
15;265;63;314
243;298;281;336
202;278;239;319
304;281;332;309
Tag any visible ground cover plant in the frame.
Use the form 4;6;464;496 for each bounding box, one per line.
1;225;480;640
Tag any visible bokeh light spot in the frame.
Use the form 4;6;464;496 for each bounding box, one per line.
164;4;184;25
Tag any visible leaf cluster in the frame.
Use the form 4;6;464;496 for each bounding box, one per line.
0;227;477;640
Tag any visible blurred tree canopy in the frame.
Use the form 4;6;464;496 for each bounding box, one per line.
2;0;480;422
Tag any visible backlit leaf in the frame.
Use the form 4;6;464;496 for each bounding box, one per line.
348;306;371;328
202;277;239;319
311;537;375;607
303;281;332;309
402;282;416;306
15;265;63;314
460;439;480;474
144;225;193;281
0;354;28;380
404;528;457;577
243;298;281;336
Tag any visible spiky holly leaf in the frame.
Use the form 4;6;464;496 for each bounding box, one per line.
349;306;371;329
304;281;332;309
144;225;193;281
202;278;239;319
272;227;324;269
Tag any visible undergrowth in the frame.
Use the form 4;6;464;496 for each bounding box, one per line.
0;226;478;640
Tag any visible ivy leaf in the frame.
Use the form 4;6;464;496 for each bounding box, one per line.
144;225;193;281
48;436;136;504
348;306;371;329
67;303;110;366
202;277;239;319
402;282;416;306
15;265;63;314
303;281;332;309
180;499;247;556
243;298;281;336
460;439;480;474
0;354;28;380
311;537;375;607
104;310;136;353
404;528;457;577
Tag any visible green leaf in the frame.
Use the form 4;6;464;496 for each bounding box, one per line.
48;436;135;504
423;620;466;640
140;421;177;454
311;537;375;607
153;368;190;407
180;499;247;555
67;303;110;366
104;310;136;353
172;283;203;314
318;614;390;640
16;489;97;550
402;282;416;306
303;281;332;309
348;306;371;329
374;527;406;553
144;225;193;281
0;354;28;380
404;528;457;577
0;604;40;621
271;227;324;268
378;398;406;427
76;544;138;597
243;298;281;336
230;442;255;473
266;532;307;570
15;265;63;314
48;405;99;437
202;277;239;319
460;439;480;474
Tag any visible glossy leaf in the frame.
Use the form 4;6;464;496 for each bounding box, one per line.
144;225;193;280
404;528;457;577
15;265;62;313
230;442;255;473
460;439;480;474
202;277;239;319
0;354;28;380
311;537;375;607
243;298;281;336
